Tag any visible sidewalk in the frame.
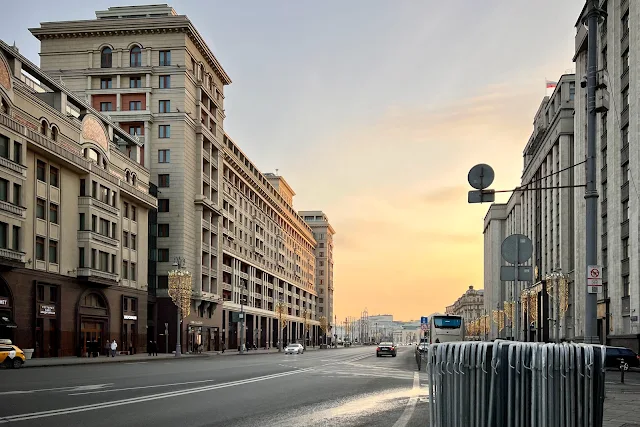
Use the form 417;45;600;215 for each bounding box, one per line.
21;345;333;368
603;371;640;427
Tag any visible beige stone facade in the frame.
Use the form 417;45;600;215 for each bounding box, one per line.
0;40;156;357
30;5;328;350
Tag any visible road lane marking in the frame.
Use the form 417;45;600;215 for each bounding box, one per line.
0;384;114;396
392;372;420;427
0;368;314;423
68;379;217;396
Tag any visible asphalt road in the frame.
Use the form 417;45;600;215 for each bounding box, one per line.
0;345;430;427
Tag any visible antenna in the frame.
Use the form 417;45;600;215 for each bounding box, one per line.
275;168;279;176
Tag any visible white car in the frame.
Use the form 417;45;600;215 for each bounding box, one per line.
284;343;304;354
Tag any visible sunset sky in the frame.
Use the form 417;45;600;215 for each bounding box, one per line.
3;0;585;321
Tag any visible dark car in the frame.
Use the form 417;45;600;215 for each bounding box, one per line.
376;342;397;357
604;346;639;369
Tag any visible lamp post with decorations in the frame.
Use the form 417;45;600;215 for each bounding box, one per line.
275;297;287;352
168;257;192;357
301;308;310;350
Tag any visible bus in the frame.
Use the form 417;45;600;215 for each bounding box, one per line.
428;314;465;344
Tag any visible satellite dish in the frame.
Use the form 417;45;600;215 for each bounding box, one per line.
468;164;495;190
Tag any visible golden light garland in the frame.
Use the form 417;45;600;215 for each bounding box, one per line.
319;316;328;334
492;309;505;331
275;299;287;328
168;269;192;318
504;301;515;323
558;276;569;315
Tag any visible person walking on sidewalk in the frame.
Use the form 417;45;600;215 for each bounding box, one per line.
152;341;158;356
110;339;118;357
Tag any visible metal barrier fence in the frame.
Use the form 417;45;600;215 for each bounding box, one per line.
426;341;606;427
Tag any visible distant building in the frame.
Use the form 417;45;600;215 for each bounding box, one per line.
445;286;485;325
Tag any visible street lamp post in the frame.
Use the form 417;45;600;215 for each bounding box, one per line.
275;297;286;352
240;289;246;354
301;308;310;350
168;257;191;357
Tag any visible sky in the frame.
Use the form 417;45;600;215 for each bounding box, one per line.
2;0;585;321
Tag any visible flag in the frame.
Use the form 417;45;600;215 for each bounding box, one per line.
546;80;557;89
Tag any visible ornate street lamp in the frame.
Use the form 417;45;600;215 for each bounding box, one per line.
168;257;192;357
275;297;287;352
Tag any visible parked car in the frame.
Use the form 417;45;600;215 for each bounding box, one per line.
604;346;639;369
0;340;26;369
376;342;397;357
284;343;304;354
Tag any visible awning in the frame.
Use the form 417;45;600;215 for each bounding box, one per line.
0;315;17;329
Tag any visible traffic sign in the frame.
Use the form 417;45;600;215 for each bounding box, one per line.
587;265;602;294
421;316;428;325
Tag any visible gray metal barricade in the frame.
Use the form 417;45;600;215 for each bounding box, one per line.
426;341;606;427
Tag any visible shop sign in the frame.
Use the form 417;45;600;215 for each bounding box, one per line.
190;320;203;325
39;304;56;316
123;315;138;321
0;297;8;306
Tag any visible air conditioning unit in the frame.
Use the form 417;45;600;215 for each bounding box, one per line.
595;88;610;113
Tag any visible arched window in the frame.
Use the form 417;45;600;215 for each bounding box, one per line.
51;126;58;141
131;174;137;186
86;148;99;164
102;159;108;170
101;47;112;68
82;293;106;309
40;120;48;136
130;46;142;67
125;171;130;183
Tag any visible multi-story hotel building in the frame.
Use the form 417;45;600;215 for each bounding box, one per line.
0;40;156;357
30;4;325;351
445;286;484;325
483;75;576;341
300;210;335;337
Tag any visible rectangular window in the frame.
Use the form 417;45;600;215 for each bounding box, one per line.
10;183;19;206
36;198;46;219
99;251;109;272
99;219;110;237
623;275;630;297
100;78;112;89
129;76;142;88
622;162;630;183
158;199;170;212
159;125;170;138
49;166;59;187
80;179;86;197
0;222;6;248
123;231;129;248
49;203;58;224
13;142;21;164
159;75;171;89
159;100;170;113
158;174;170;187
123;202;129;218
79;213;85;231
132;206;137;221
129;101;142;111
622;237;630;259
122;261;129;279
130;263;137;281
79;247;85;267
92;181;98;198
622;49;629;74
0;135;8;158
0;178;7;202
158;224;170;237
622;87;629;109
91;249;97;268
91;214;97;232
49;240;58;263
36;236;45;261
158;149;170;163
159;50;171;66
100;185;110;204
622;200;629;221
100;102;113;112
129;126;142;137
12;225;19;250
158;248;169;262
36;160;46;182
131;234;137;250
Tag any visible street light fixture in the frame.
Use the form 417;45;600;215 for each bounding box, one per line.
301;308;310;350
275;297;287;352
239;288;247;354
168;257;191;357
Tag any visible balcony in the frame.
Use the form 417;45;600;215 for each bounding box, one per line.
0;156;27;180
223;283;232;291
0;247;26;266
574;22;588;59
202;218;211;230
78;230;120;248
202;265;210;276
77;267;118;286
78;196;119;216
222;264;232;274
0;200;26;219
202;241;211;252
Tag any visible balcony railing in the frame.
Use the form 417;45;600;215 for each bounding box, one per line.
77;267;118;283
0;156;27;179
78;196;119;216
0;200;26;218
0;247;26;263
77;230;120;247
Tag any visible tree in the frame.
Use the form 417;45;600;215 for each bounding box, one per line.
319;316;328;345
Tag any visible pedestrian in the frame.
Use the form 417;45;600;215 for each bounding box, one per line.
153;341;158;356
110;339;118;357
221;342;225;353
148;340;152;356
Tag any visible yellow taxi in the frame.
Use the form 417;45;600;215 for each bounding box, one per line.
0;339;25;369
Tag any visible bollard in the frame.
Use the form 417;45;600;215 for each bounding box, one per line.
619;359;628;384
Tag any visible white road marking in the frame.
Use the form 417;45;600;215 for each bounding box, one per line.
124;362;148;365
392;372;420;427
68;379;217;396
0;368;314;423
0;384;114;396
